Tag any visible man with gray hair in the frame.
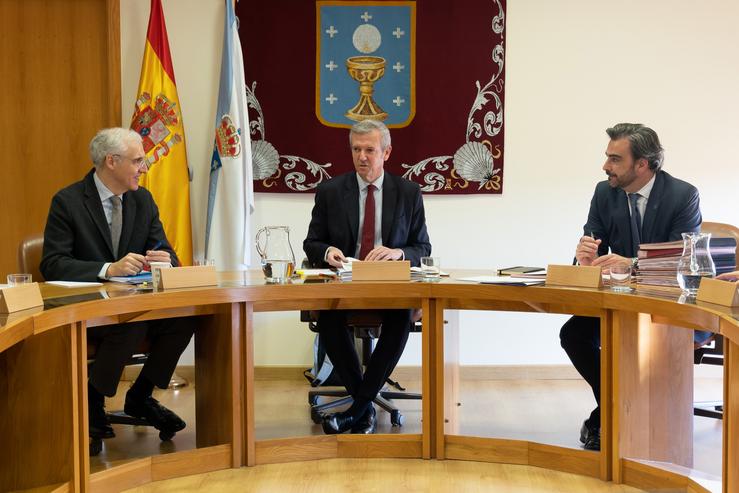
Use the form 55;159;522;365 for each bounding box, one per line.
560;123;701;450
304;119;431;434
41;127;195;447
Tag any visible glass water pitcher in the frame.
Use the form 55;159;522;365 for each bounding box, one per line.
255;226;296;283
676;232;715;296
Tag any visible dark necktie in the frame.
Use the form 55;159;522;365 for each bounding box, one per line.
359;184;376;260
110;195;122;258
628;193;642;256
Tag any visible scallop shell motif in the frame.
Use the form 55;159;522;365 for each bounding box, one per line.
453;142;494;184
251;140;280;180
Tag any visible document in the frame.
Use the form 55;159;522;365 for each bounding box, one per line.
457;275;545;286
46;281;104;288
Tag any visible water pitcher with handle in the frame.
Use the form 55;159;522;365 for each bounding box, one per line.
677;232;715;295
256;226;296;283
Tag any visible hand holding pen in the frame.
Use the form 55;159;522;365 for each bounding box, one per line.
575;231;602;266
145;240;171;265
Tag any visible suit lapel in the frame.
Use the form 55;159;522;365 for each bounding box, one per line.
83;172;115;258
118;192;137;257
382;174;397;245
640;171;663;243
343;175;360;252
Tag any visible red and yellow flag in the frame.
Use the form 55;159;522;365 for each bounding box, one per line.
130;0;193;265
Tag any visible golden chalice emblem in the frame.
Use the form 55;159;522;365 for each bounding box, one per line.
345;56;388;121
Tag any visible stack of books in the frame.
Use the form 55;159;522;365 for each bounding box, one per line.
635;237;737;288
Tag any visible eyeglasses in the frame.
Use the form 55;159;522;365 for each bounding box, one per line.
112;154;148;170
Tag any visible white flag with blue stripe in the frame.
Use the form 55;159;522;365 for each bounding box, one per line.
205;0;254;270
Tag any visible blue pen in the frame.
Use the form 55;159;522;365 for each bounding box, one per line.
150;240;163;251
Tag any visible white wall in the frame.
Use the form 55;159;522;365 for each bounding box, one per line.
120;0;739;367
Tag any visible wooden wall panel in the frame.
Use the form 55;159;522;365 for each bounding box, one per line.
0;0;121;278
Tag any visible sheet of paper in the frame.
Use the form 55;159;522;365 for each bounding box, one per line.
456;275;544;286
46;281;104;288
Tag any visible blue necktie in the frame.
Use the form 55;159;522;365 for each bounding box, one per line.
628;193;642;256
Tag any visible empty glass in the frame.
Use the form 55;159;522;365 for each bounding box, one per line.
420;257;441;282
7;273;32;286
610;263;632;292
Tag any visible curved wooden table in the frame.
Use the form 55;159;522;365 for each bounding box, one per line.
0;272;736;493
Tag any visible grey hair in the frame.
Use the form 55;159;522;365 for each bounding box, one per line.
349;119;391;150
606;123;664;171
89;128;143;167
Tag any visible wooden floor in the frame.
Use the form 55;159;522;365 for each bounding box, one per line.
124;458;645;492
90;371;723;491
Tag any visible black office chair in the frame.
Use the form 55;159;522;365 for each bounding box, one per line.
694;335;723;419
17;234;164;455
302;310;422;427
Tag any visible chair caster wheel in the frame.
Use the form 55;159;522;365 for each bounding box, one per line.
90;437;103;456
159;430;175;441
390;410;404;427
311;407;323;424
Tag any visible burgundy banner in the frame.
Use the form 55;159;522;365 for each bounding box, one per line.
240;0;506;194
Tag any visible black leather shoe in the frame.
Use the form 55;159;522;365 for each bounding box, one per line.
351;406;377;434
89;399;115;439
580;421;600;451
321;410;355;434
124;394;186;433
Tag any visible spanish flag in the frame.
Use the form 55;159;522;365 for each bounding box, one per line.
130;0;193;265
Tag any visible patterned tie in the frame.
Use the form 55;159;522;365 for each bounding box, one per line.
628;193;642;256
110;195;122;258
359;184;376;260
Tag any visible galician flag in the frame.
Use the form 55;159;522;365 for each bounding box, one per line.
130;0;193;265
205;0;254;270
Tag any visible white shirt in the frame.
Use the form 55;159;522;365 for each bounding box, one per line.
627;173;656;222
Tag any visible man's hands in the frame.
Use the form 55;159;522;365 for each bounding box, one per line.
326;247;348;268
717;270;739;281
364;246;403;261
106;253;146;277
575;236;601;266
105;250;172;277
575;235;630;273
325;245;404;267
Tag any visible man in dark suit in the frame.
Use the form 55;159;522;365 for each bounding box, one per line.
41;128;195;442
304;119;431;434
561;123;701;450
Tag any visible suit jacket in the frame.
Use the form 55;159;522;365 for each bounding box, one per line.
41;169;178;281
584;170;702;258
304;172;431;267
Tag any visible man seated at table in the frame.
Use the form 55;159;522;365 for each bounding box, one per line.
304;119;431;434
561;123;701;451
40;127;195;442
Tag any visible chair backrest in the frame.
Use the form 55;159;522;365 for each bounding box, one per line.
17;234;45;282
700;221;739;260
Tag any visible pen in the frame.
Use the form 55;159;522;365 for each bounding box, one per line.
150;240;163;251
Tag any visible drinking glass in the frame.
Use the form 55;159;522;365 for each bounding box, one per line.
420;257;441;282
610;263;632;292
7;273;32;286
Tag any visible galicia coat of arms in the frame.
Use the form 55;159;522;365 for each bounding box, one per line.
131;92;184;166
316;1;416;128
216;115;241;158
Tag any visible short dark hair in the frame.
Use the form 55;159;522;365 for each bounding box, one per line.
606;123;664;171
